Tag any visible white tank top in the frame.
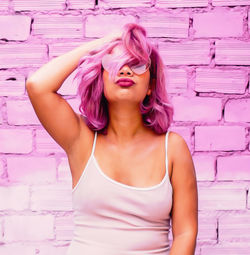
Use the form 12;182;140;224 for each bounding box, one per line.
67;131;173;255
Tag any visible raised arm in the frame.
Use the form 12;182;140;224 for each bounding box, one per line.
26;30;122;154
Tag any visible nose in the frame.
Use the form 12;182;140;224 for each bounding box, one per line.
118;65;133;76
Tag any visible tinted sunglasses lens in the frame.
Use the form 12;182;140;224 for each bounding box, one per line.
102;55;151;74
132;58;151;74
131;64;148;74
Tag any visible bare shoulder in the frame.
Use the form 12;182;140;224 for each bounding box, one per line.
168;131;191;159
168;131;196;185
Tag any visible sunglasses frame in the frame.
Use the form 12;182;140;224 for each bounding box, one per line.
102;54;151;75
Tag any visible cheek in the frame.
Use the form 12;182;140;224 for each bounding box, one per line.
102;70;115;85
102;70;114;99
102;70;108;83
102;71;110;91
140;71;150;90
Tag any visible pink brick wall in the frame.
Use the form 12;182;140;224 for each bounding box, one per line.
0;0;250;254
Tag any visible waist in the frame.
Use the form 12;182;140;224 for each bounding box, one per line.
67;240;170;255
71;223;171;253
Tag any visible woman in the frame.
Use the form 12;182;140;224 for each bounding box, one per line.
26;23;198;255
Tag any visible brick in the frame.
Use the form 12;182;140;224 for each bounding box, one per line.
33;15;83;39
248;191;250;209
194;247;200;255
35;129;65;154
195;68;247;94
158;40;210;65
193;10;243;38
85;14;136;37
0;217;3;242
0;244;35;255
0;15;31;40
0;1;8;11
249;10;250;33
172;96;222;121
199;181;249;189
49;41;89;58
195;126;245;151
198;186;246;210
217;155;250;180
7;156;57;183
0;44;46;69
7;100;41;125
13;0;66;11
99;0;151;8
224;98;250;122
55;215;73;241
34;245;67;255
58;157;72;182
0;244;66;255
165;68;188;93
139;12;189;38
0;186;29;210
198;215;217;240
0;129;32;153
0;98;2;124
0;159;4;177
201;244;250;254
67;0;95;9
193;155;215;181
156;0;208;8
218;214;250;242
213;0;250;6
30;184;72;211
0;70;26;96
66;97;81;115
215;40;250;65
4;215;54;241
167;225;173;240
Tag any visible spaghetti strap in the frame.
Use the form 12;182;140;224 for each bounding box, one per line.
165;131;170;179
90;131;97;158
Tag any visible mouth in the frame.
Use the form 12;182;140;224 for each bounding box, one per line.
116;81;135;87
115;78;135;87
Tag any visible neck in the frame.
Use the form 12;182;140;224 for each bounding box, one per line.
106;102;149;145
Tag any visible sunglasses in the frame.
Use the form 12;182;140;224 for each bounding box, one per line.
102;54;151;75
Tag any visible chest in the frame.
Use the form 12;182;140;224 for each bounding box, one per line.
68;133;172;190
93;141;167;188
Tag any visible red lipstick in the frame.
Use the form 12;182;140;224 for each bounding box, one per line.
116;78;135;87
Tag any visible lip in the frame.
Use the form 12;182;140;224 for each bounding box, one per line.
116;78;135;84
116;81;135;87
116;78;135;87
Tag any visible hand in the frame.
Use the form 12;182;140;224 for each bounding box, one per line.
91;28;123;52
105;28;123;42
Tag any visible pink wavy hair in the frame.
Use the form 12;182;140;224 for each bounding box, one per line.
73;23;174;135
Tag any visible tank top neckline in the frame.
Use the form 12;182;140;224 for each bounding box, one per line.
91;131;170;191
